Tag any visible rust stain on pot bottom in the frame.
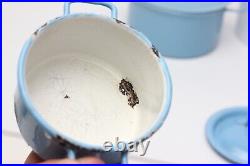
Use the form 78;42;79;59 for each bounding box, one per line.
119;79;139;108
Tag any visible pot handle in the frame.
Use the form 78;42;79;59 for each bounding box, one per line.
64;2;118;19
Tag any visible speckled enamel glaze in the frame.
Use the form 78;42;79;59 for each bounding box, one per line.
14;2;172;163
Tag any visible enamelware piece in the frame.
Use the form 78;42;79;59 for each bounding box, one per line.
206;107;248;164
15;2;172;163
128;2;230;58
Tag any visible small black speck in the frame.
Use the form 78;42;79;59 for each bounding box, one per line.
41;22;47;28
33;29;39;36
64;95;70;99
152;45;160;58
115;19;126;25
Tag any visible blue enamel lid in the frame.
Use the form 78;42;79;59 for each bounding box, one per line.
139;2;230;14
206;107;248;164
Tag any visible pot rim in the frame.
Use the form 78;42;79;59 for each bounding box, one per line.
17;14;172;152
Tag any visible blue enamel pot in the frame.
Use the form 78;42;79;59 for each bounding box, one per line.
128;2;230;58
15;2;172;163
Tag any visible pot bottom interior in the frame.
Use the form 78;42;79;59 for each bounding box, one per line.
27;54;157;146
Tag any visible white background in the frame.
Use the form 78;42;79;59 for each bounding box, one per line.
2;2;248;164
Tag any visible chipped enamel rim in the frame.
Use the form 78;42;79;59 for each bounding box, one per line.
17;14;172;152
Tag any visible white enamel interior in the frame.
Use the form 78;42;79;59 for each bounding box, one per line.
25;16;166;146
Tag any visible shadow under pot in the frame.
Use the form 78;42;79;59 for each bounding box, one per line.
15;2;172;164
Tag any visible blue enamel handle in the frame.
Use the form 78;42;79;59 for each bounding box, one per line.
64;2;118;19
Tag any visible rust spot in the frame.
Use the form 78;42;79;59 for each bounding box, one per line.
115;19;126;25
119;79;139;108
152;45;160;58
